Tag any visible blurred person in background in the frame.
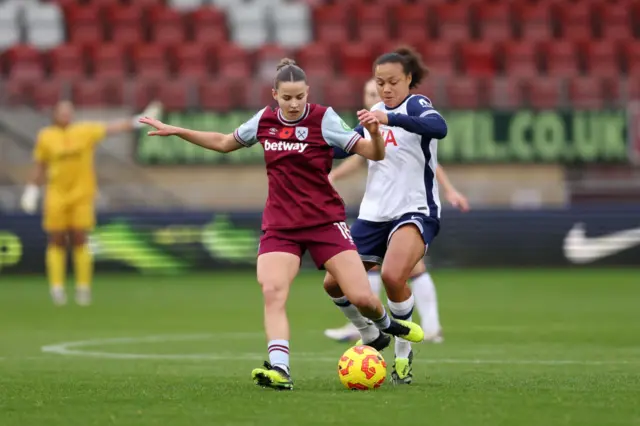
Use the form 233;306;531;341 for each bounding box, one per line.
325;78;470;344
20;100;163;306
138;59;424;391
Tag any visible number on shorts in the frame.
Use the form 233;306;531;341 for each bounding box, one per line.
334;222;354;243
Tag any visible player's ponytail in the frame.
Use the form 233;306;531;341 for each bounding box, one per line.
274;58;307;89
374;46;429;89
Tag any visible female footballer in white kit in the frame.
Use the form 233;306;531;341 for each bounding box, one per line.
323;46;467;384
324;78;470;345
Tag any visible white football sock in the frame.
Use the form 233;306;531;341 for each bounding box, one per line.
388;294;415;359
331;296;380;343
267;339;290;374
411;272;441;334
368;271;382;297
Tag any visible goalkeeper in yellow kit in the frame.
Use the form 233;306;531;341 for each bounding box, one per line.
20;100;162;306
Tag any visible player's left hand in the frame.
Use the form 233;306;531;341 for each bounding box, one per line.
370;110;388;125
445;189;470;212
357;110;380;134
138;117;178;136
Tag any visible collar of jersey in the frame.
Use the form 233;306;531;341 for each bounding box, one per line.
384;94;412;111
277;104;310;126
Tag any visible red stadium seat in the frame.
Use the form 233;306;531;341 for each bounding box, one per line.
445;77;481;109
514;2;553;41
199;79;234;111
313;4;350;44
502;40;539;78
295;43;334;77
526;77;562;109
128;78;160;110
542;40;580;77
255;44;293;81
133;0;163;8
568;76;605;110
149;6;186;48
256;44;291;65
460;41;497;77
73;78;108;106
488;77;525;110
338;43;375;78
132;44;170;80
353;3;390;43
65;3;105;48
5;45;44;82
626;78;640;102
323;77;361;110
49;44;86;79
216;44;252;79
33;79;65;108
556;2;594;42
175;43;211;78
419;41;457;77
156;78;191;111
584;40;621;78
624;41;640;74
412;79;441;107
91;43;128;79
393;3;429;42
191;7;227;45
91;0;122;7
433;3;470;41
475;2;512;41
598;1;633;41
106;4;144;47
240;80;277;110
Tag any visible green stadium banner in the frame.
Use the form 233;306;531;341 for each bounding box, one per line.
135;110;629;165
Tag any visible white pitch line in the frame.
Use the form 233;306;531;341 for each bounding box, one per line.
40;334;640;366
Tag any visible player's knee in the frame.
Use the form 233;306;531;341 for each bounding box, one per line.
258;279;287;307
348;291;378;311
381;268;407;290
323;273;340;295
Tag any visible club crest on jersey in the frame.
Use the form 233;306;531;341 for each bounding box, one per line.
295;127;308;141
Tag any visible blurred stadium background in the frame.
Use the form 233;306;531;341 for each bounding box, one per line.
0;1;639;424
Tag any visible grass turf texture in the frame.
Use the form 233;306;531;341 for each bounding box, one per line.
1;269;639;426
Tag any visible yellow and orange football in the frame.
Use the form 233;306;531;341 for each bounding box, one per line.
337;345;387;390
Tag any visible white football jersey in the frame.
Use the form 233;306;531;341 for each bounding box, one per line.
359;94;443;222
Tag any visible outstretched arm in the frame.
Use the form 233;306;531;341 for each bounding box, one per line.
139;117;243;153
105;101;164;135
436;165;470;212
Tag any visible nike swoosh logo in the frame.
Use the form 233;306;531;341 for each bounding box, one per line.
563;223;640;264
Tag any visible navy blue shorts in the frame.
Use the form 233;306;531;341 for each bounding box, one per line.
350;213;440;265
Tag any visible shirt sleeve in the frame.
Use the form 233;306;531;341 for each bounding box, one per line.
79;122;107;146
387;95;447;139
33;130;49;163
233;107;266;147
321;107;361;153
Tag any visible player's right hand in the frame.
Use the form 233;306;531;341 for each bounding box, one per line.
20;184;39;214
138;117;178;136
357;109;380;135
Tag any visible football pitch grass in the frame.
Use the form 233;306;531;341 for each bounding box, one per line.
1;269;639;426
